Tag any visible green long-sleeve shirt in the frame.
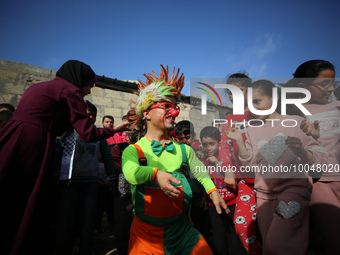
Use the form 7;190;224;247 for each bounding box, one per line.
122;137;216;208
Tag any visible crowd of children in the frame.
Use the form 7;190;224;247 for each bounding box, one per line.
0;59;339;255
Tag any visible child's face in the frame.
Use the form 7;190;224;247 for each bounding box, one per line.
201;137;220;157
251;88;274;120
86;109;97;123
177;133;191;145
304;69;335;103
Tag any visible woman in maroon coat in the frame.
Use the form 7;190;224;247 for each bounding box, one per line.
0;60;127;254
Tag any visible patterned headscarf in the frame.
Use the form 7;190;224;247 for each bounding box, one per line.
130;65;185;124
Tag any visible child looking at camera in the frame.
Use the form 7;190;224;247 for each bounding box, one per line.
288;59;340;254
201;126;247;255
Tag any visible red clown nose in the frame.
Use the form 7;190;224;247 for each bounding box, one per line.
170;109;179;118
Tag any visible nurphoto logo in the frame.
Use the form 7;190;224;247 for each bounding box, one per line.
201;83;312;116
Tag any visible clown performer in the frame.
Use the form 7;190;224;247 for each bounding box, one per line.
122;65;229;254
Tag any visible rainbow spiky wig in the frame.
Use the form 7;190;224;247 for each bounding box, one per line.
130;64;184;124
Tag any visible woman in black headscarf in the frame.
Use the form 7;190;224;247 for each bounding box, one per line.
0;60;127;254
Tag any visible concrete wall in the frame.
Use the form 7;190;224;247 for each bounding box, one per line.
0;59;231;136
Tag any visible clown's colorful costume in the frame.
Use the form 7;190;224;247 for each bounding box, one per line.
122;137;217;254
122;65;219;254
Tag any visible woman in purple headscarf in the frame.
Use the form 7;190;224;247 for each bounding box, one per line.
0;60;127;254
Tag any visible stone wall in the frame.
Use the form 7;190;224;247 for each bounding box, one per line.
0;59;56;107
0;59;231;136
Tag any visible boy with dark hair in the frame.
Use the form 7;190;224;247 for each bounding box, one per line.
102;115;116;147
102;115;114;127
201;126;247;255
175;120;203;160
175;120;193;145
200;126;221;145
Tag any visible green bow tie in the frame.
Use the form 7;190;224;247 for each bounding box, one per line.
151;140;174;156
